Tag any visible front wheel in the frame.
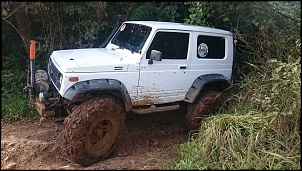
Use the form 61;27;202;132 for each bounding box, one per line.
184;90;221;131
60;96;126;166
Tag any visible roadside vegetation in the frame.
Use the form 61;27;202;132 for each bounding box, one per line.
169;57;300;169
1;69;37;122
1;1;300;169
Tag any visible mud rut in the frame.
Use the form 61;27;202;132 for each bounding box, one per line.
1;109;189;170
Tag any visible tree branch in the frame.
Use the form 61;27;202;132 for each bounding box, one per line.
2;2;26;20
1;17;28;49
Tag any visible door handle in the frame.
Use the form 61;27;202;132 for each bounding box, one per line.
179;65;187;69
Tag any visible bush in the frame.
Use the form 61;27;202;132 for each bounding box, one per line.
169;58;301;170
1;69;38;123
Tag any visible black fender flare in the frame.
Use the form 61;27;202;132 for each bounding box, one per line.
184;74;230;103
63;79;132;111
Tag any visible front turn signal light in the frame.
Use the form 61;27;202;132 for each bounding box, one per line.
69;77;79;82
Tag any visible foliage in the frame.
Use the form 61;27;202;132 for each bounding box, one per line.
1;25;27;70
24;2;110;64
128;2;159;21
157;2;188;22
169;57;301;170
129;2;189;23
1;70;38;123
1;6;28;70
184;1;207;26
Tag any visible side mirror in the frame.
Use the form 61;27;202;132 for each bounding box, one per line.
148;50;162;64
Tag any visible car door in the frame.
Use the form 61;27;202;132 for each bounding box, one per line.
133;30;192;106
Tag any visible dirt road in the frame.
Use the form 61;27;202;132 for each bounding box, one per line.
1;109;188;170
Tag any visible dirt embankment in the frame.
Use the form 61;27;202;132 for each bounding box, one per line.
1;109;189;170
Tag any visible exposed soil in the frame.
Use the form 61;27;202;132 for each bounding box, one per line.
1;109;189;170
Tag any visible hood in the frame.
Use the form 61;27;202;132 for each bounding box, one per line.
50;48;137;72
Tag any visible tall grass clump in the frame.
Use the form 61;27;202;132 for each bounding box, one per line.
169;57;301;170
1;69;38;123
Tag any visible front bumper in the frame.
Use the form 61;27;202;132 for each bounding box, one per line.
29;95;55;117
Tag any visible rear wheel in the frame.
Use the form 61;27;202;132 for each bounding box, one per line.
60;95;126;166
184;90;221;131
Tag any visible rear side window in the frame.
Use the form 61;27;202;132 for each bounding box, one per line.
147;32;189;60
197;35;225;59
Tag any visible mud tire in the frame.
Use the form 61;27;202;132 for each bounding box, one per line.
60;96;126;167
185;90;220;131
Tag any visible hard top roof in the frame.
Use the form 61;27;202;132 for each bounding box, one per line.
124;21;232;35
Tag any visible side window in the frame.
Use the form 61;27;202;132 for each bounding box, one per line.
197;35;225;59
147;32;189;59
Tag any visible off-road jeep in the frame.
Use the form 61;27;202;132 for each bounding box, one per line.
25;16;233;166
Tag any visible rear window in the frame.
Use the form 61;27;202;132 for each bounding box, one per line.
197;35;225;59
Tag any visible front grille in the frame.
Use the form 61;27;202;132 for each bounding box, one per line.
48;58;61;90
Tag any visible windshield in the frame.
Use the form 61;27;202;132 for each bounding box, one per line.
111;23;152;53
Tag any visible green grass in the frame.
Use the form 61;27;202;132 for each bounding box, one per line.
168;58;301;170
1;70;38;123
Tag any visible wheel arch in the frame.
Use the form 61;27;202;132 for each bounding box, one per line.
184;74;230;104
63;79;132;111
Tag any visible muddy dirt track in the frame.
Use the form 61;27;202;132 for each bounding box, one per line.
1;109;189;170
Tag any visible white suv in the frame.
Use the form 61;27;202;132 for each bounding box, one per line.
26;20;233;166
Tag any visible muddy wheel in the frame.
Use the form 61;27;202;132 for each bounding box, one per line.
60;96;126;167
184;90;220;131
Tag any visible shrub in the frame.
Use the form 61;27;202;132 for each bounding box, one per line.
1;69;38;123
